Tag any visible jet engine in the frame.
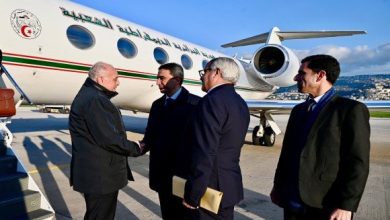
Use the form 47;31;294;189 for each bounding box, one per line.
244;44;299;88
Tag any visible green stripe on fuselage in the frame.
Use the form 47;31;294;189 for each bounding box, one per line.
3;55;258;91
3;56;90;72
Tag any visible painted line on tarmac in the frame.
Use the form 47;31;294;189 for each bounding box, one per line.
235;206;265;219
28;164;70;174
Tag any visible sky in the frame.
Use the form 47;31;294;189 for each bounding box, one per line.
71;0;390;76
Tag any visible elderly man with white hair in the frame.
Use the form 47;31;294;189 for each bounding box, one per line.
69;62;142;220
182;57;250;220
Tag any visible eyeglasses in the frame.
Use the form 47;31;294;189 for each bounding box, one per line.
198;68;217;78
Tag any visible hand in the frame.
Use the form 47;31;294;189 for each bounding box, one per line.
137;140;147;155
139;140;145;151
182;200;197;209
329;208;352;220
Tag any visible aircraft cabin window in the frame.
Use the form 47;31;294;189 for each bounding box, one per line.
66;25;95;50
117;38;137;58
181;54;193;70
153;47;169;64
202;59;209;69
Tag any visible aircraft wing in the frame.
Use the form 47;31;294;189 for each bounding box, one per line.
246;100;301;114
246;99;390;114
361;100;390;111
222;30;366;48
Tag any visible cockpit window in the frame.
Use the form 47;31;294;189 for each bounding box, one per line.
117;38;137;58
66;25;95;50
153;47;169;64
181;54;193;70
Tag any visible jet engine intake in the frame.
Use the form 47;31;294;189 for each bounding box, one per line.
247;44;299;87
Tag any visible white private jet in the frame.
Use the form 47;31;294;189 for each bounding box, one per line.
1;0;388;147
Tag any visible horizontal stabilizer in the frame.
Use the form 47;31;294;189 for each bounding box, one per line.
221;28;366;48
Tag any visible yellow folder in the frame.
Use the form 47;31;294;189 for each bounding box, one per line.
172;176;223;214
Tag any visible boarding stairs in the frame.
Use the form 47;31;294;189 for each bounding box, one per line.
0;49;54;219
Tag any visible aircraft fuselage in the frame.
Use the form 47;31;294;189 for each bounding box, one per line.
0;0;270;112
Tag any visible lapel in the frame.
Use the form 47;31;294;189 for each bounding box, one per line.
175;87;189;105
157;95;166;110
305;95;340;143
290;103;308;128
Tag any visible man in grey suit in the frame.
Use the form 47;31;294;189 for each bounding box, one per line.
271;54;370;220
183;57;250;220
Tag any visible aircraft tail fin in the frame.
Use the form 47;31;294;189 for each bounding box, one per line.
221;27;366;48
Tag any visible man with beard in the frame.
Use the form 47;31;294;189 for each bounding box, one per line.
142;63;200;219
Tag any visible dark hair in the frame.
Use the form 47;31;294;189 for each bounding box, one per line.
158;63;184;84
301;54;340;84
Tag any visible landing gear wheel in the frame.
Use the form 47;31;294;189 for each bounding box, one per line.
252;126;263;146
263;127;276;147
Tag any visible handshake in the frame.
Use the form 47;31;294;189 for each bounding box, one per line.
136;140;148;156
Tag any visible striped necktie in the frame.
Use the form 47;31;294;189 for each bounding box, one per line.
306;98;316;112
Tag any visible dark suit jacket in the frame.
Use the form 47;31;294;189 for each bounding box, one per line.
69;78;141;195
184;84;250;208
143;87;200;192
273;95;370;212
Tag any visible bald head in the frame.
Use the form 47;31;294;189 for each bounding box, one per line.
88;62;114;80
88;62;119;92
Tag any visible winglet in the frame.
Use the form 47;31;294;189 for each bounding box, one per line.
266;27;282;45
221;27;366;48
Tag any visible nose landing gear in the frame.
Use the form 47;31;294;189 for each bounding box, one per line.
251;110;280;147
252;125;276;146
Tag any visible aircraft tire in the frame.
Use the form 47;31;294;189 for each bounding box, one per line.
252;126;264;146
263;127;276;147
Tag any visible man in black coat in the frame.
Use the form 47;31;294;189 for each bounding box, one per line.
183;57;250;220
69;62;142;220
271;55;370;220
142;63;200;219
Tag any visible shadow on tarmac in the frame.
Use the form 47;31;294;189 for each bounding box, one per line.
22;134;164;219
11;111;281;219
9;114;148;134
23;136;72;218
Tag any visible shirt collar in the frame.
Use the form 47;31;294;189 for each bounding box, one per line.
313;94;323;103
309;87;335;103
166;87;182;100
307;87;336;111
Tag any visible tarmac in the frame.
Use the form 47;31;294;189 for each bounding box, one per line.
7;107;390;220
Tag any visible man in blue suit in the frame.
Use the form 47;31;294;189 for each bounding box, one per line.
183;57;250;220
271;55;370;220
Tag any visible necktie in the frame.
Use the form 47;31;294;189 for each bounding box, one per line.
165;98;174;107
306;98;316;112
